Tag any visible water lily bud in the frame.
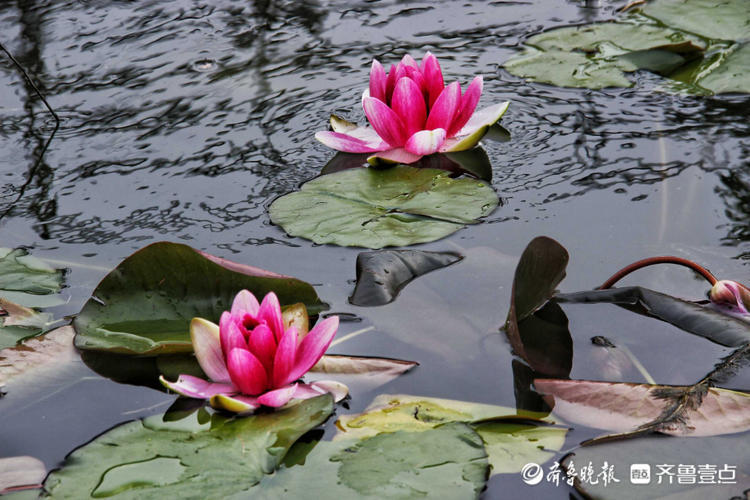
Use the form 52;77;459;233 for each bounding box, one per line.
709;280;750;313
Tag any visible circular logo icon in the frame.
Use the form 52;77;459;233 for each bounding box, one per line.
521;463;544;486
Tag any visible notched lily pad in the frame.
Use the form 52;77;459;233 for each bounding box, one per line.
44;395;334;498
73;241;325;355
269;166;498;249
349;249;463;306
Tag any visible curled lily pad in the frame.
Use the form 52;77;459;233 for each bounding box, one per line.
504;236;572;376
556;286;750;347
44;395;333;498
73;242;325;355
349;249;463;306
269;166;498;249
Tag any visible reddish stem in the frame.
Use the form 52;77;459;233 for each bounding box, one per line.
598;256;718;289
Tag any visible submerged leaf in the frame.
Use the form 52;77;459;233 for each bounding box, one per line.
564;434;750;499
73;242;324;355
535;378;750;438
269;166;498;249
556;286;750;347
44;395;334;498
349;249;462;306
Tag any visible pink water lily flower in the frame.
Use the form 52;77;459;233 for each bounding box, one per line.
315;52;509;165
160;290;346;414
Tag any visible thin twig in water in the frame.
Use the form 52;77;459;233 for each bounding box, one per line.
0;42;60;222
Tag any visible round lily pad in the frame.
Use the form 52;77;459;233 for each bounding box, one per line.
269;166;498;249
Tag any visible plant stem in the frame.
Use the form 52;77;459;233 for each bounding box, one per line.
598;256;717;289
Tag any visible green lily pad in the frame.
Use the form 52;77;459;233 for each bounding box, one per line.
73;242;325;355
642;0;749;41
269;166;498;249
504;0;750;94
44;395;334;498
0;248;64;306
252;423;489;499
334;394;565;476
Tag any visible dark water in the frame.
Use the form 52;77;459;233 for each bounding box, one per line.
1;0;748;497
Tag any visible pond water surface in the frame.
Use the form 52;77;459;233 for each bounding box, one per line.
1;0;748;498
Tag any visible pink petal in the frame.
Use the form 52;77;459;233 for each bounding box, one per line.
454;101;510;137
257;384;298;408
404;66;427;94
425;81;461;132
285;316;339;384
258;292;285;342
391;77;427;137
384;63;405;104
220;313;247;359
448;76;483;137
362;96;408;147
209;393;259;414
247;323;277;375
366;148;423;166
272;325;299;387
400;54;419;69
227;348;268;396
159;374;236;399
369;59;387;102
190;318;230;383
405;128;447;156
231;289;260;317
421;52;445;108
314;131;388;153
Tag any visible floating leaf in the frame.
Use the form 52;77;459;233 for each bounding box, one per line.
349;249;463;306
563;434;750;499
504;20;705;89
269;166;498;249
556;286;750;347
0;299;59;350
309;355;418;393
255;424;489;499
473;420;567;474
44;395;333;498
504;237;572;376
641;0;749;41
0;326;76;392
73;242;325;355
535;378;750;438
0;456;45;494
0;248;64;307
504;0;750;94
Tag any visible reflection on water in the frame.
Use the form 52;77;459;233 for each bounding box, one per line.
0;0;748;496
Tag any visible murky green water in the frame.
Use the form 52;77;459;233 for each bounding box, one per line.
1;0;748;497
